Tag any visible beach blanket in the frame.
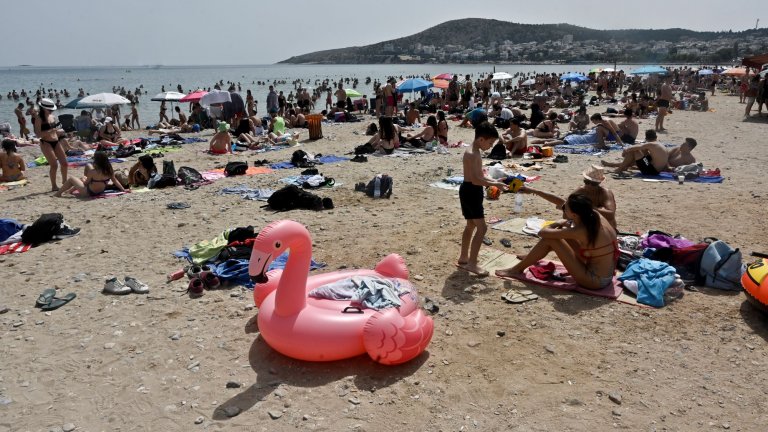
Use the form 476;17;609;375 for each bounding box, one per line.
0;242;32;255
27;156;125;168
218;185;274;201
201;166;273;180
0;179;29;190
429;175;541;191
269;155;350;170
71;189;129;199
491;217;555;235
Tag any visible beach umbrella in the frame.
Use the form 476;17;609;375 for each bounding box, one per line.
698;69;714;76
560;72;588;82
432;78;450;89
433;73;453;80
396;78;433;93
76;93;130;108
491;72;513;81
200;89;231;106
520;78;536;86
589;67;603;73
630;65;668;75
344;89;363;99
63;98;83;109
179;90;208;103
722;67;751;76
151;91;185;102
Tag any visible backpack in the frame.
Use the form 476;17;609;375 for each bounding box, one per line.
177;166;204;185
699;240;744;291
354;142;375;155
224;161;248;176
290;150;314;168
488;142;507;160
149;160;178;188
114;144;137;158
365;174;393;198
21;213;63;245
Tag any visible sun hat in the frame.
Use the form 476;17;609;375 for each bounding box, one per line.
582;165;606;183
217;122;230;133
39;98;57;111
104;117;113;123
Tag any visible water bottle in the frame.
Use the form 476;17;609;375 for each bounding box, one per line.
231;142;237;152
514;193;523;213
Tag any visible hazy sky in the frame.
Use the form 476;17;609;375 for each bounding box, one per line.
2;0;765;66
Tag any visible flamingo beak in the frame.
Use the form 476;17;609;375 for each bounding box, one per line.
251;273;269;284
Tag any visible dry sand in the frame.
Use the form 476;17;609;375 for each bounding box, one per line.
1;94;767;431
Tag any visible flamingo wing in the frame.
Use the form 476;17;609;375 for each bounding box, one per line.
362;308;434;365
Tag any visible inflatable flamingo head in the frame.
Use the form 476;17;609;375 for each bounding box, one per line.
249;220;311;284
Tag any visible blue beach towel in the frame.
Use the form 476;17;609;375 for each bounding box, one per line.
634;172;724;183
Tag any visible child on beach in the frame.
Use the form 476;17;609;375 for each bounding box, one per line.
209;122;232;154
0;139;26;181
457;121;507;276
54;151;127;198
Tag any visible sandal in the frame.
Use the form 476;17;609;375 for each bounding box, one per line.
500;238;512;248
36;288;57;308
501;289;539;304
41;293;77;311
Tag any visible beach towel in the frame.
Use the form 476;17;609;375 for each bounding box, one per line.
0;241;32;255
631;172;724;183
429;175;540;192
202;166;272;180
490;218;529;234
218;185;274;201
27;156;125;168
71;189;129;199
278;175;340;188
0;179;29;191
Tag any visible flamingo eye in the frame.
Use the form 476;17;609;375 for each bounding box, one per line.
274;241;281;249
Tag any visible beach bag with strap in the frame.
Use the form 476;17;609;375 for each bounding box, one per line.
177;166;204;185
365;174;393;199
21;213;63;245
699;240;744;291
488;142;507;160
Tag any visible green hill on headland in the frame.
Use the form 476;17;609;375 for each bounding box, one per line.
279;18;768;65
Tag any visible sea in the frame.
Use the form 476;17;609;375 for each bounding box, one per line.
0;63;641;129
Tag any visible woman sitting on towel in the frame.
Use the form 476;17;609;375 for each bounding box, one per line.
495;193;618;290
366;116;400;154
54;151;127;198
403;115;437;147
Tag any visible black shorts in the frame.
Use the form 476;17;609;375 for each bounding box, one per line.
620;134;636;144
636;155;659;176
459;182;484;220
657;99;670;108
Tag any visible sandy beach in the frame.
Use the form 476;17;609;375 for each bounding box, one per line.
1;92;767;431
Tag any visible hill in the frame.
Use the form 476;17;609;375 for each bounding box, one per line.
279;18;768;64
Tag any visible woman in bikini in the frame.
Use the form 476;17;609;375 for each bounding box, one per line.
98;117;122;146
436;110;449;145
54;151;126;198
33;98;68;191
367;116;400;154
530;111;559;138
495;193;618;290
0;139;26;181
403;115;437;147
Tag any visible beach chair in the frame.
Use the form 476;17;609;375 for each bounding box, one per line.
58;114;75;133
74;116;94;142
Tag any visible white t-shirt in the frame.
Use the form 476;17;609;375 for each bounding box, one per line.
500;108;514;120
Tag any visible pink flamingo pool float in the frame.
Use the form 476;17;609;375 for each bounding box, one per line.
248;220;434;365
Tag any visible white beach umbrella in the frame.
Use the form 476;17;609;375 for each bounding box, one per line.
492;72;513;81
151;91;186;102
200;89;232;106
520;78;536;86
76;92;131;108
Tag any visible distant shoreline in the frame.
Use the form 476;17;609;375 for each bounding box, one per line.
3;62;714;69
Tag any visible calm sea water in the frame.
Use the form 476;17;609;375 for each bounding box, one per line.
0;63;638;129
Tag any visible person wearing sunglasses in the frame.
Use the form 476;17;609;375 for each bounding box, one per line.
518;165;616;229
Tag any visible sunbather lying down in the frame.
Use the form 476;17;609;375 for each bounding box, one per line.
269;131;301;145
148;127;183;135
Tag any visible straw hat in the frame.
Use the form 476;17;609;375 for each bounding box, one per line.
39;98;57;111
582;165;606;183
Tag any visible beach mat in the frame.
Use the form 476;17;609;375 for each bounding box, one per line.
477;247;521;274
270;155;350;170
0;179;29;191
630;172;724;183
490;218;528;234
202;166;273;180
0;242;32;255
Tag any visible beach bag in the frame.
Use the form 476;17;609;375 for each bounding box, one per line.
488;142;507;160
224;161;248;176
291;150;314;168
674;163;703;180
21;213;64;245
114;144;137;158
699;240;744;291
177;166;204;185
268;185;333;211
150;160;178;188
365;174;393;198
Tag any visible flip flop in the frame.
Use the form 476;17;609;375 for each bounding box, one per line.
500;238;512;248
501;289;539;304
36;288;57;307
40;293;76;311
482;237;493;246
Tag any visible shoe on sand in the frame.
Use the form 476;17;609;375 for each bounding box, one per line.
103;277;131;295
124;276;149;294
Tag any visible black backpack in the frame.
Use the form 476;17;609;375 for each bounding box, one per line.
365;174;393;198
150;160;178;188
177;166;204;185
224;161;248;176
21;213;64;245
488;142;507;160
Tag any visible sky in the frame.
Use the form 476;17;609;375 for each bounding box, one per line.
1;0;765;67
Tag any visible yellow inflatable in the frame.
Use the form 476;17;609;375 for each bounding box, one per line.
742;258;768;313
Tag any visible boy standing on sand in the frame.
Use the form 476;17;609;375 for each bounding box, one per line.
457;122;507;276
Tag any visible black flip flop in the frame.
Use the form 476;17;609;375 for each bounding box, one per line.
167;202;191;210
500;238;512;248
482;237;493;246
36;288;57;308
40;293;76;311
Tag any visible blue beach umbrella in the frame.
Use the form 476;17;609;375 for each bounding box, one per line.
698;69;714;75
630;65;668;75
396;78;433;93
63;98;83;109
560;72;589;82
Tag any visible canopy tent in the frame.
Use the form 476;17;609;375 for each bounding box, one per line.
629;65;668;75
742;53;768;69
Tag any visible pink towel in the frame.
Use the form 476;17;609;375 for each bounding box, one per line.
498;260;623;299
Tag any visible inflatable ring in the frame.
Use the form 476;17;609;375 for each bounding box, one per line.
742;258;768;313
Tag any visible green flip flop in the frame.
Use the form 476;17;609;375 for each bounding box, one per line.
40;293;77;311
35;288;57;308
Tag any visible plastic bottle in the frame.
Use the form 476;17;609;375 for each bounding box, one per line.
231;142;237;153
514;193;523;213
167;268;186;282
